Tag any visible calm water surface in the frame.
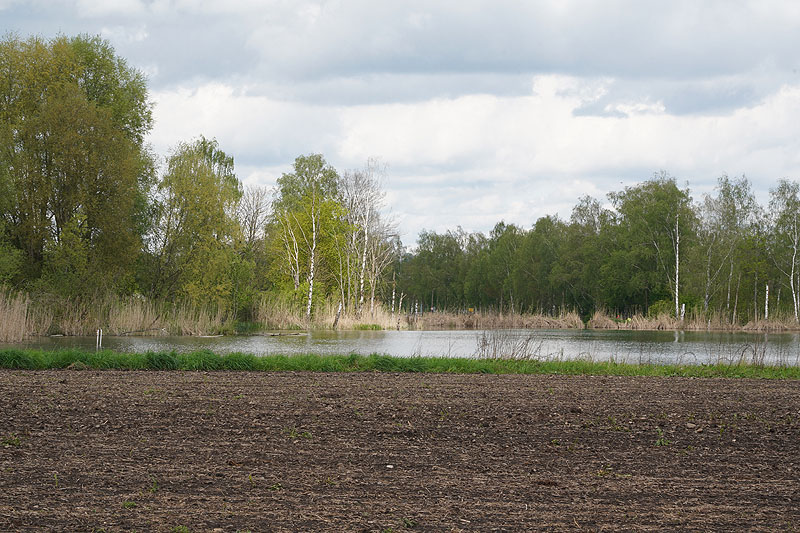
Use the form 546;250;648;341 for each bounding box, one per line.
5;329;800;366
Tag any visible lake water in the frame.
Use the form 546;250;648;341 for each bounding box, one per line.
5;328;800;366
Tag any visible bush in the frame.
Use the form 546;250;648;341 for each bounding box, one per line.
648;300;674;318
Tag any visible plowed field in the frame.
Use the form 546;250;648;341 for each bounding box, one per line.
1;370;798;531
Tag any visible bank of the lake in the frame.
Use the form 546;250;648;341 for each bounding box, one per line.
2;349;800;379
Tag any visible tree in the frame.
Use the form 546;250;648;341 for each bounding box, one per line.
609;173;696;318
337;160;398;316
0;34;154;292
271;154;341;319
238;185;271;251
768;179;800;323
146;137;242;307
693;175;760;319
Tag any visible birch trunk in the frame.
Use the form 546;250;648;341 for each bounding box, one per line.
674;210;680;319
390;272;396;317
358;209;370;314
305;210;317;320
726;260;733;311
791;236;799;323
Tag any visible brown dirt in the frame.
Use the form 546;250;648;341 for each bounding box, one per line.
1;370;798;532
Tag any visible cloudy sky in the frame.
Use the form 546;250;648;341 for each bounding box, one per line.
4;1;800;243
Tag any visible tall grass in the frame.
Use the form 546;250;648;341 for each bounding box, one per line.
0;290;28;343
2;292;232;340
255;293;305;330
257;294;402;330
414;310;585;330
587;308;800;332
1;348;798;379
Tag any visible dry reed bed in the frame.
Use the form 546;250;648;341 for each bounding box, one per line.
416;311;584;330
588;309;800;331
0;291;231;340
5;288;800;344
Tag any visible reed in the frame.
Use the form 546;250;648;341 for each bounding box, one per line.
2;291;235;340
587;310;618;329
587;308;800;331
255;293;305;330
105;296;166;336
0;289;28;343
318;301;398;330
413;310;585;330
742;316;800;332
170;303;231;336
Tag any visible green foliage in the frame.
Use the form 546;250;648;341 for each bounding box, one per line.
145;136;242;307
654;427;672;447
220;352;257;370
2;33;800;330
268;154;346;317
648;300;674;318
0;34;155;294
0;240;23;284
3;348;799;379
145;351;179;370
0;349;37;369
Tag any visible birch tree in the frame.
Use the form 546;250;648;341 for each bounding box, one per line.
338;160;388;314
697;175;758;314
768;179;800;322
335;159;401;317
271;154;340;319
609;173;695;318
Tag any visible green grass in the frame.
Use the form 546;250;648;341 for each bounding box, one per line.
0;348;799;379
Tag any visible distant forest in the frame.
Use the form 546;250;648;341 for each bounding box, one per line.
2;34;799;329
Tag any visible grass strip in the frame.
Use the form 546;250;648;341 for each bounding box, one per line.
1;348;799;379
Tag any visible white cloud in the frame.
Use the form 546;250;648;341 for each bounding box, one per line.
100;24;148;42
6;1;800;243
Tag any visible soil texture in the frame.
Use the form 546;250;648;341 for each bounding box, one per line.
1;370;798;532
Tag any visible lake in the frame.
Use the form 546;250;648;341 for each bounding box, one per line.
5;328;800;366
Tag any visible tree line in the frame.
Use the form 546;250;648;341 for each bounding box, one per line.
397;172;800;324
2;34;799;328
0;34;398;324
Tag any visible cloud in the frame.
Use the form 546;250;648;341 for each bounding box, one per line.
147;74;800;241
150;82;343;169
5;1;800;243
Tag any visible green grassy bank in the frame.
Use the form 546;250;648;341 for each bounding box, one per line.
1;349;799;379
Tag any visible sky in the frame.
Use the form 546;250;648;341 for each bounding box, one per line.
4;0;800;244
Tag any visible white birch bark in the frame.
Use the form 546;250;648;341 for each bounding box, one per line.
305;203;317;319
358;208;370;313
674;210;680;320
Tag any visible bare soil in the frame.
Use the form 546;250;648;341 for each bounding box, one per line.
1;370;798;532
